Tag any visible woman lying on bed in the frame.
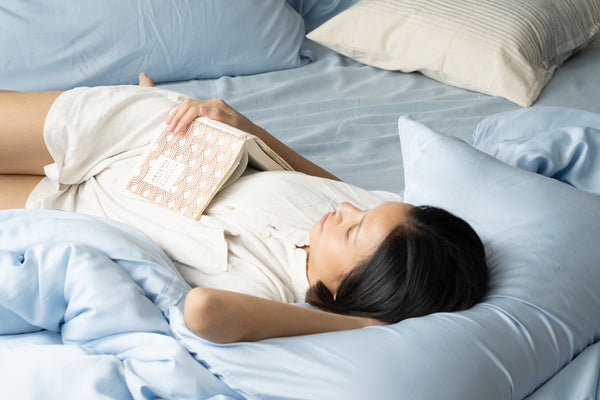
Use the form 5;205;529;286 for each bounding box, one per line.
0;74;488;343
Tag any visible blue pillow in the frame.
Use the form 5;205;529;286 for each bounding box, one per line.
285;0;359;32
0;0;311;91
472;107;600;197
171;114;600;399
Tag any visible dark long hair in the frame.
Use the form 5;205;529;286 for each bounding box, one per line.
305;205;488;323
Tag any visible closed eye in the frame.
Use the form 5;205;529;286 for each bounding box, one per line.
345;226;353;244
353;215;366;244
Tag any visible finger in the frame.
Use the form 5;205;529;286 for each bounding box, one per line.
166;107;181;131
173;109;200;134
165;104;180;125
166;102;192;131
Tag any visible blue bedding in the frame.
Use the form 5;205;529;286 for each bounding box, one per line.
0;210;238;399
0;0;310;91
163;107;600;400
473;107;600;197
3;108;600;399
2;1;600;397
158;36;600;195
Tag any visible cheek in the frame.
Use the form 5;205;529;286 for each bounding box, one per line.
306;222;320;286
308;222;318;249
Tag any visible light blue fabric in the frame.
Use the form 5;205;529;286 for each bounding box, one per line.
157;37;600;195
399;114;600;398
171;109;600;399
0;0;311;91
0;209;239;400
473;107;600;197
285;0;359;32
524;340;600;400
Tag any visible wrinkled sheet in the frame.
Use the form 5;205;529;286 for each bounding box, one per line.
0;209;239;400
158;37;600;195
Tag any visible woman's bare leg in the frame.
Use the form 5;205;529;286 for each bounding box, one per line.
0;90;61;175
0;174;44;208
1;74;151;209
0;90;62;208
138;72;154;87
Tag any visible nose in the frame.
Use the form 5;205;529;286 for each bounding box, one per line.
335;202;361;222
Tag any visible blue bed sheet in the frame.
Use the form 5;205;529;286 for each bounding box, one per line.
158;37;600;196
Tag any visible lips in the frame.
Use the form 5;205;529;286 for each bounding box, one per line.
320;212;331;232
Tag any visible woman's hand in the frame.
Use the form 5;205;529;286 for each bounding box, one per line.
166;98;259;136
165;98;340;181
137;72;263;137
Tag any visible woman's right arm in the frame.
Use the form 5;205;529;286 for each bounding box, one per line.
166;98;340;181
184;287;380;343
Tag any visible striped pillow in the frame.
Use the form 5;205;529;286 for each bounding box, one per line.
308;0;600;106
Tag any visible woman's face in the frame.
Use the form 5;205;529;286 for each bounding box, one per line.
306;201;414;295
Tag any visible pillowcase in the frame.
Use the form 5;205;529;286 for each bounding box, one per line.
307;0;600;106
472;107;600;197
0;0;311;91
170;112;600;399
285;0;359;32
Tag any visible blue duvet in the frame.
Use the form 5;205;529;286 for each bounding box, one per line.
0;210;239;399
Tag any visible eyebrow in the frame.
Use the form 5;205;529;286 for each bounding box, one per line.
353;214;367;244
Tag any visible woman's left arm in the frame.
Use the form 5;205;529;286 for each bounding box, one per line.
166;98;340;181
184;287;379;343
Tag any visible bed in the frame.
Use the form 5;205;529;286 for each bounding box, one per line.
2;1;600;399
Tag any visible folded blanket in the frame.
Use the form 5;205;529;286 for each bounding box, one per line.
0;209;238;400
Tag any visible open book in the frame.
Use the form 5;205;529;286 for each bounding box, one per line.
126;117;293;220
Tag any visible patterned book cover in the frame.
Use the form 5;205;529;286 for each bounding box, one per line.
126;117;271;220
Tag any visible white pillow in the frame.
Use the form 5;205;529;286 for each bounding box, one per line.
308;0;600;106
